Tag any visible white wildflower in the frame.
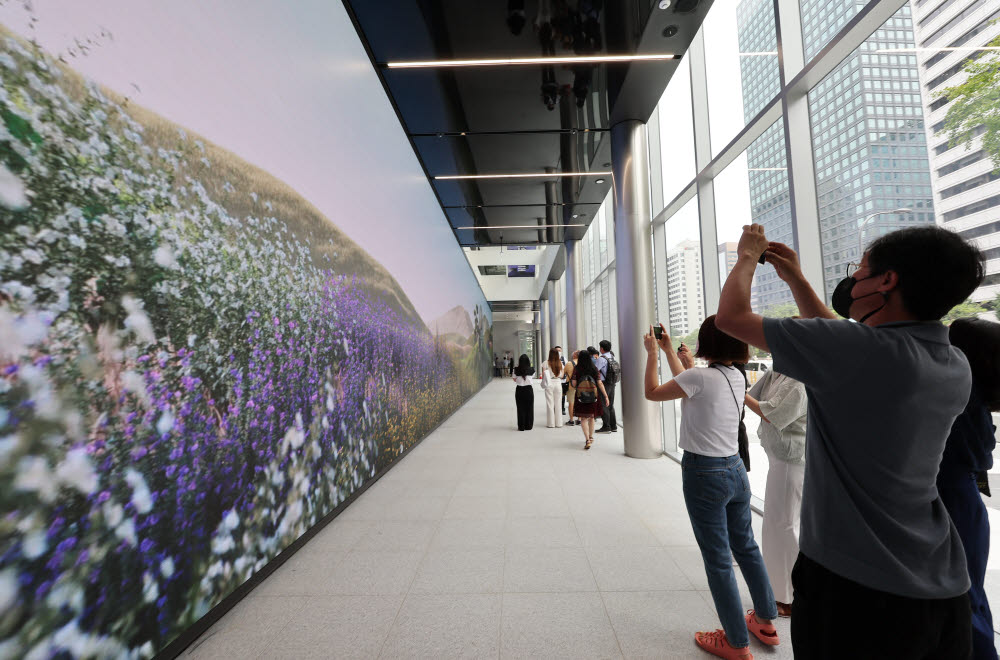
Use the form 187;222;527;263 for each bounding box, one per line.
21;248;44;265
103;502;123;527
125;469;153;514
0;163;28;211
160;557;175;578
22;530;47;559
156;408;175;436
121;295;156;344
211;533;234;555
121;371;150;406
55;448;98;494
0;569;18;615
116;518;136;545
223;509;239;531
142;572;158;603
14;457;56;502
153;245;176;268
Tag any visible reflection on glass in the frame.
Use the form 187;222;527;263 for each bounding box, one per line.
658;197;704;455
713;121;793;317
808;6;934;303
706;0;781;156
599;202;609;270
657;58;696;205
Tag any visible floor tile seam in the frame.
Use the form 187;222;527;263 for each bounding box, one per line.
374;501;450;660
595;587;628;659
594;450;690;550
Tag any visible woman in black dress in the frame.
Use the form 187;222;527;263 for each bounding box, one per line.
512;353;535;431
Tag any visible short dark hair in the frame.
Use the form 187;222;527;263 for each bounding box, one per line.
554;345;562;350
587;346;599;356
866;226;984;321
949;318;1000;411
695;315;750;363
599;340;611;352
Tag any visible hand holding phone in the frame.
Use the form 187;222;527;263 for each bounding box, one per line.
653;325;663;340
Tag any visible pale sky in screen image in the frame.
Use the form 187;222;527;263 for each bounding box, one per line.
0;0;489;326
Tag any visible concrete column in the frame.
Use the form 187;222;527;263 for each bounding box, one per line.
611;119;662;459
539;300;549;362
565;240;584;352
547;282;558;351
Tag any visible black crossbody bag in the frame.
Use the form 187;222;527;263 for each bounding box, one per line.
711;364;751;472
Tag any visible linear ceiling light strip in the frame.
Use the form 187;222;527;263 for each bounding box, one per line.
435;172;611;180
386;54;677;68
457;224;585;229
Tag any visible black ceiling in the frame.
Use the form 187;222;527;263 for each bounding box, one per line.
343;0;715;251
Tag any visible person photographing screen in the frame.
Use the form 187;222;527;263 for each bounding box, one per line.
715;224;984;659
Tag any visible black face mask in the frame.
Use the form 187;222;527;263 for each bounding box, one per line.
831;273;887;324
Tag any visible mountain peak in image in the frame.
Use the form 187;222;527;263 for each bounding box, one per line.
429;305;474;338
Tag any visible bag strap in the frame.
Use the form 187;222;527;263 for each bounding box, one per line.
710;365;744;423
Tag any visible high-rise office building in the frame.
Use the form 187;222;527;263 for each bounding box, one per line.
738;0;936;305
736;0;792;313
666;240;705;335
912;0;1000;302
718;241;740;280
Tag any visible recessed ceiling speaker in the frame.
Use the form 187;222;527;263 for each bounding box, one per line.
662;25;678;38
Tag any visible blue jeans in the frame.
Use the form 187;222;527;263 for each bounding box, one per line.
682;452;777;648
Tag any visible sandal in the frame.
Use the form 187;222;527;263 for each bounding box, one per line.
776;602;792;618
584;438;593;450
694;630;752;660
744;610;779;646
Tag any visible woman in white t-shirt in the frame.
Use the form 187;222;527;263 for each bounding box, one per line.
643;316;779;660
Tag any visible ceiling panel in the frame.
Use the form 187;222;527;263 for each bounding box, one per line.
343;0;716;250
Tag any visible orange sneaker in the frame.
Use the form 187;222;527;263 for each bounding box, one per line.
694;630;753;660
745;610;780;646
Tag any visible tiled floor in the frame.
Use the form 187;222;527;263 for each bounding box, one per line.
183;379;795;659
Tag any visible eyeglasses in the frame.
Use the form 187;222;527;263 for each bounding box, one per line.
846;261;862;278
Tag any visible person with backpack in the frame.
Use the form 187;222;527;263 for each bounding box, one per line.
596;340;620;433
512;353;535;431
571;349;610;450
564;350;579;426
643;318;778;659
716;224;984;658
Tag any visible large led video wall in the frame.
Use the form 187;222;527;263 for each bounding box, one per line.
0;3;492;657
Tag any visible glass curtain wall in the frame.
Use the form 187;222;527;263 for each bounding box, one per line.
548;0;997;503
639;0;998;506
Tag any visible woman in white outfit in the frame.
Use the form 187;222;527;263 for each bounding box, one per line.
745;366;808;618
541;348;565;428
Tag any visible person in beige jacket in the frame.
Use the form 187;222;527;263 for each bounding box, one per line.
745;366;808;618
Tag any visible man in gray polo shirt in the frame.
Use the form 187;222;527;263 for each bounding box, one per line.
716;224;984;658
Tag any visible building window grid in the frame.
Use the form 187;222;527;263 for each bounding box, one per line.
549;0;986;456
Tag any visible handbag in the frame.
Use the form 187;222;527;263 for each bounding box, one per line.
711;365;751;472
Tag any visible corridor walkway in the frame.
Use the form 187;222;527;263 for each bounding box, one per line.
185;379;793;659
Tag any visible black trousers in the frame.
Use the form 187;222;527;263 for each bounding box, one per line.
599;381;617;430
561;382;568;414
791;552;972;660
515;385;534;430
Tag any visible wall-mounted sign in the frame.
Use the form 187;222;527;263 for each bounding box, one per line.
478;265;506;276
507;246;537;251
507;265;536;278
